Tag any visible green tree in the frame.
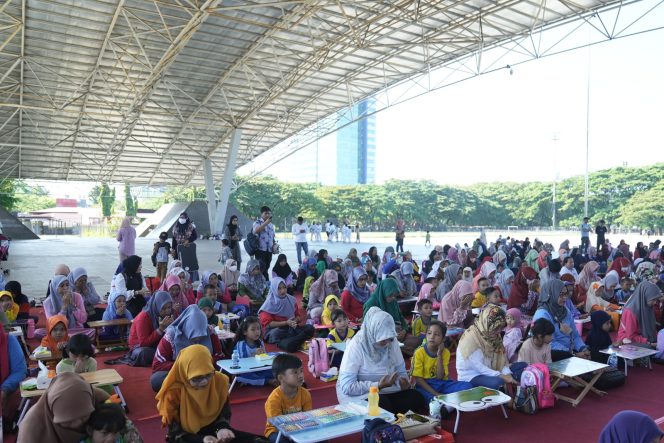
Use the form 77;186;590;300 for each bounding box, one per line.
89;184;102;205
100;183;116;218
124;183;136;217
618;184;664;232
0;179;17;211
14;182;54;212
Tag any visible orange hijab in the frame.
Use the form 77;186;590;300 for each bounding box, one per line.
40;315;69;352
155;344;228;434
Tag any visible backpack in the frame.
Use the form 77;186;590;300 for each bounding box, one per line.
510;385;538;415
521;363;555;409
307;338;329;378
362;418;406;443
243;231;259;256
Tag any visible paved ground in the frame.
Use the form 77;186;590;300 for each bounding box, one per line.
4;229;656;301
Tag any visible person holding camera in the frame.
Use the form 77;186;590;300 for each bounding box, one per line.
253;206;275;279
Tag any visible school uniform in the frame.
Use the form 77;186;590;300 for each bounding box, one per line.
412;346;472;402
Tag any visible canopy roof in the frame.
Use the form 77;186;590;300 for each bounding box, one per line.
0;0;630;185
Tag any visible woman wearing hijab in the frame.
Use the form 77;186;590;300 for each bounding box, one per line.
472;261;497;292
575;261;600;307
585;281;621;330
237;260;268;304
295;257;318;292
495;269;515;301
306;269;340;321
1;322;27;425
68;267;103;321
271;254;295;292
4;280;32;322
618;281;663;348
222;214;243;268
417;282;439;310
172;212;198;281
111;255;150;317
363;278;408;339
337;306;426;414
435;263;461;303
602;270;621;302
196;271;227;307
128;291;174;366
598;410;664;443
17;372;110;443
151;305;222;392
156;345;265;443
585;310;614;363
101;292;133;341
390;261;417;298
368;246;381;272
220;258;241;298
533;279;590;361
340;267;371;323
42;275;95;341
507;266;538;314
438;280;474;329
116;216;136;262
258;277;313;349
560;274;582;319
161;274;189;318
456;306;517;389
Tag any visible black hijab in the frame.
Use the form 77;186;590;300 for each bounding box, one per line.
227;215;238;248
585;310;612;351
122;255;143;291
176;212;191;235
272;254;293;280
5;280;28;306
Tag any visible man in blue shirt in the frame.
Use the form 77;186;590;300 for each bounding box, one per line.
252;206;275;279
580;217;592;254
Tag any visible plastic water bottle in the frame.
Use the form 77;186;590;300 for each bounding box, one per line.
368;386;380;416
231;350;240;368
222;315;230;333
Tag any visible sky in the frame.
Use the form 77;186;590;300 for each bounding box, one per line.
255;2;664;186
28;2;664;199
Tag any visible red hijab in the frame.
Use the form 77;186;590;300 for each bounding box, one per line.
608;257;631;280
507;266;538;309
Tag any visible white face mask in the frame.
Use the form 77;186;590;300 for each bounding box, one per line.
229;265;237;272
178;217;186;224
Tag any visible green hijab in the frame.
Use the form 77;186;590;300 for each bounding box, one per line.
197;297;219;326
363;278;407;331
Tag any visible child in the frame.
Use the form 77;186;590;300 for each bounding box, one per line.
320;294;340;326
0;290;19;321
503;308;523;363
219;239;233;265
462;267;473;283
412;321;473;404
197;297;219;327
485;287;503;306
412;298;434;339
232;316;276;386
425;230;431;247
151;232;171;282
614;277;634;303
101;293;133;341
585;310;614;363
265;354;312;443
518;318;554;364
366;270;377;293
471;277;490;308
523;278;540;316
81;404;131;443
57;333;97;374
202;284;223;313
41;314;69;354
326;309;355;367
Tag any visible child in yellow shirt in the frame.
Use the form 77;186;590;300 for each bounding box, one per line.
412;320;473;404
471;278;490;308
265;354;312;443
411;298;434;339
0;290;19;322
326;309;355;367
320;294;340;326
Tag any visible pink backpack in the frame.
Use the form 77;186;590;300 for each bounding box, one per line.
307;338;329;378
520;363;555;409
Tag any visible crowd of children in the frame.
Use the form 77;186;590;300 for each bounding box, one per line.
2;229;664;443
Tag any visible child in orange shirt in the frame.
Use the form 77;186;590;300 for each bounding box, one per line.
40;315;69;354
264;354;312;443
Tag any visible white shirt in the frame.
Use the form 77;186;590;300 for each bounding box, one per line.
560;266;579;282
291;222;308;242
455;348;511;382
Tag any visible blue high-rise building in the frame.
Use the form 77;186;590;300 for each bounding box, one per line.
336;98;376;185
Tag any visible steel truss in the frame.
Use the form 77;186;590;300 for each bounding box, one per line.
0;0;660;187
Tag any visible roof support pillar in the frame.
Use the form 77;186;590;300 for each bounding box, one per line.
203;157;217;235
214;128;242;235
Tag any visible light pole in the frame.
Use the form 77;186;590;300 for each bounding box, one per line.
552;132;559;228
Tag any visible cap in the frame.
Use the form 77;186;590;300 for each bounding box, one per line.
370;386;379;394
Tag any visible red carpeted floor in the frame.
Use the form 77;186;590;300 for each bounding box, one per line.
6;307;664;443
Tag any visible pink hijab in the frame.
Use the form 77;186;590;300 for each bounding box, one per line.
439;280;473;327
505;308;522;332
472;261;497;292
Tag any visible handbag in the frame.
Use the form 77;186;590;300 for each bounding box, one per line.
272;240;281;255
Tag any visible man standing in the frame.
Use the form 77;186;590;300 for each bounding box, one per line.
291;216;309;265
580;216;592;254
253;206;275;279
595;219;607;250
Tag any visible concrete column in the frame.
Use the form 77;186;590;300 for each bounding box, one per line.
203;157;217;235
214;128;242;235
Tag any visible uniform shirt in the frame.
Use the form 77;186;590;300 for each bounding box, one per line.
326;327;355;346
264;386;312;437
411;315;433;338
411;346;451;380
253;219;275;252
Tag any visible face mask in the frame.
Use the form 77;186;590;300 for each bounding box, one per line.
178;218;186;224
229;265;237;272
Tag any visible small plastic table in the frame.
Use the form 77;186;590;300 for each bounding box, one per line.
436;386;511;433
217;354;279;393
600;344;658;376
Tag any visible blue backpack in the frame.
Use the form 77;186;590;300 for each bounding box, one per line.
362;418;406;443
